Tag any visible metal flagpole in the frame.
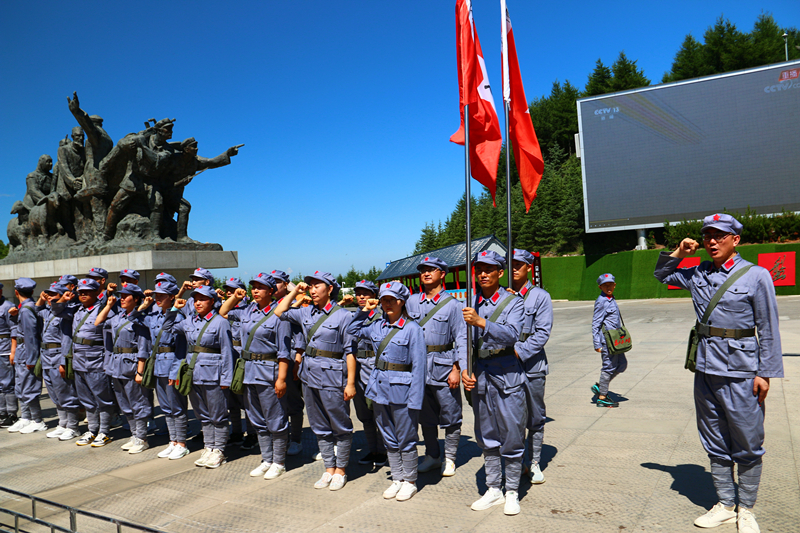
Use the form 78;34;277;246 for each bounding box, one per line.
464;103;473;375
501;0;513;278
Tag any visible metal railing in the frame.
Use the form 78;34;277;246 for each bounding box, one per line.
0;486;166;533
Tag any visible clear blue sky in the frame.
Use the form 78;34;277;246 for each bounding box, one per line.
1;1;797;282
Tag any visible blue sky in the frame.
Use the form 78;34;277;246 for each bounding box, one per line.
1;1;797;282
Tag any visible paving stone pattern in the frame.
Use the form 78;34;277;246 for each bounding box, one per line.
2;296;799;533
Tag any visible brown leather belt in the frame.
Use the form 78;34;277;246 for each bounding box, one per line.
242;350;278;362
157;346;175;353
192;346;221;354
477;347;515;359
43;343;62;350
114;347;137;354
232;340;242;347
74;337;103;346
305;347;343;359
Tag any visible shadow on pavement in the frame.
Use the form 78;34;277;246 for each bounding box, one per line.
641;462;716;507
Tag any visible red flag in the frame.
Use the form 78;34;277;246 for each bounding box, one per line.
502;6;544;212
450;0;502;205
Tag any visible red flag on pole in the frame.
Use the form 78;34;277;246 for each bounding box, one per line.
502;4;544;212
450;0;502;205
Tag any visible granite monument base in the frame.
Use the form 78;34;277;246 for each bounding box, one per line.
0;249;237;299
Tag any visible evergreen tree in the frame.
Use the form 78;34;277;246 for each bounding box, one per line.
702;16;749;74
608;51;650;92
584;59;612;96
663;35;707;82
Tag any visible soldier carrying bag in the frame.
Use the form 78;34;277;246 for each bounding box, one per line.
685;264;753;373
230;306;277;395
175;317;214;396
602;315;632;356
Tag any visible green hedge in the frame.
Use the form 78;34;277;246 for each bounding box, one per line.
541;243;800;300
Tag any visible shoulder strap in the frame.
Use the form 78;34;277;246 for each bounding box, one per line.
113;319;132;346
72;307;95;342
700;264;754;324
375;323;403;359
418;295;454;327
476;293;517;350
306;304;341;345
151;321;167;358
188;316;216;369
243;306;277;353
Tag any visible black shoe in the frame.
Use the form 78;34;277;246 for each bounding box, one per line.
358;452;377;465
373;453;388;467
240;433;258;450
596;397;619;408
0;414;18;428
227;432;245;446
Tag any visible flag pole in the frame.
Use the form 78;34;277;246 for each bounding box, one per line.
464;103;473;375
501;0;513;278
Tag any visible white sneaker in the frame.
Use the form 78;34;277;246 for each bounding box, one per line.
264;463;286;480
287;441;303;456
205;449;226;469
8;418;31;433
158;443;176;458
504;490;520;515
418;454;443;473
59;428;80;441
195;448;213;467
76;431;96;446
121;437;137;451
250;461;272;477
313;451;323;461
442;458;456;477
694;502;736;528
128;438;149;454
20;421;47;434
47;427;66;439
168;445;190;460
383;481;402;499
471;487;505;511
737;507;760;533
314;472;333;489
396;481;417;502
329;473;347;491
90;433;112;447
530;462;545;484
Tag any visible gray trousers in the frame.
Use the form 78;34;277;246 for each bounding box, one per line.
0;354;17;414
419;384;462;461
524;376;546;465
598;348;627;395
155;376;188;442
190;384;229;450
352;378;385;455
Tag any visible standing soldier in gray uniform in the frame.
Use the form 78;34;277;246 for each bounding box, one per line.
462;251;525;516
654;213;783;533
510;249;552;484
405;257;466;477
0;283;18;428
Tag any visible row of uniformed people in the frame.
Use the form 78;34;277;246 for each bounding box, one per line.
1;249;552;513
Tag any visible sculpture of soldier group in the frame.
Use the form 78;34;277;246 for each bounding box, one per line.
6;92;243;259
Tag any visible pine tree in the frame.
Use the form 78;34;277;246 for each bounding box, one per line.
584;59;612;96
608;51;650;92
662;35;708;82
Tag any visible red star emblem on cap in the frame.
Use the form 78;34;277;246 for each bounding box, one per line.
122;283;127;287
605;274;609;277
157;282;161;287
314;271;319;275
713;214;721;221
386;283;391;288
81;280;87;284
424;257;429;261
481;251;487;256
361;279;366;283
271;270;276;274
230;278;234;281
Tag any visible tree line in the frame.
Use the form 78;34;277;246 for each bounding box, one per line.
414;13;799;258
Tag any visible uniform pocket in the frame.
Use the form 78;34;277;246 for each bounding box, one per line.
387;372;412;405
318;358;346;389
431;355;454;383
719;286;750;313
726;337;758;373
194;362;221;383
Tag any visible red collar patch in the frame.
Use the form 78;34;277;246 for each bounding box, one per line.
262;305;271;314
520;286;529;296
205;312;214;320
419;293;425;303
432;292;441;303
324;302;332;313
396;317;406;328
724;258;735;270
368;310;375;318
491;292;500;303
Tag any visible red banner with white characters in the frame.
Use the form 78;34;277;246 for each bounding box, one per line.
668;256;701;290
758;252;796;286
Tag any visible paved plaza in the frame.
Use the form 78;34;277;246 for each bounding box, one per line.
1;296;799;533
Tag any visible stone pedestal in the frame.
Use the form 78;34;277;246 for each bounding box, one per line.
0;249;237;299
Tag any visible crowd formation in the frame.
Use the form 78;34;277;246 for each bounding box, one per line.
0;212;784;531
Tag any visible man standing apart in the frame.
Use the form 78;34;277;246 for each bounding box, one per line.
654;213;783;533
405;257;466;477
510;249;552;484
7;278;45;433
462;251;525;516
